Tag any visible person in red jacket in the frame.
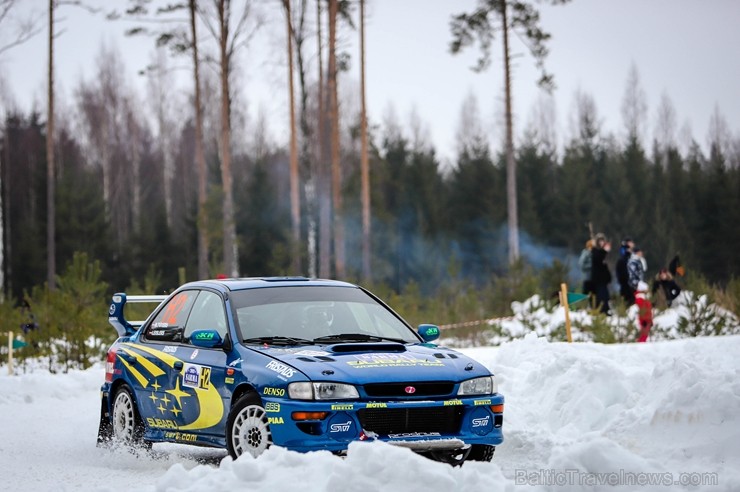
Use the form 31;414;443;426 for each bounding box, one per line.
635;281;653;342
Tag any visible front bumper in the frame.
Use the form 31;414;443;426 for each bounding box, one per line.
264;394;504;453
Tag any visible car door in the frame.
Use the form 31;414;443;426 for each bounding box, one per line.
169;289;231;435
131;289;198;425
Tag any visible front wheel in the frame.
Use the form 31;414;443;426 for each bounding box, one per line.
226;393;273;459
111;384;148;449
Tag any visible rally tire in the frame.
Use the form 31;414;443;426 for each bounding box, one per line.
111;384;149;449
466;444;495;462
226;393;273;459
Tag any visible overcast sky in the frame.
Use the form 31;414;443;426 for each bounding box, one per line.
1;0;739;165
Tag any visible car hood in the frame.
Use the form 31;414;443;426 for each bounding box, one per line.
249;342;492;384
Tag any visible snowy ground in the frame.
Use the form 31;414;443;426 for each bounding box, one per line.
1;335;739;492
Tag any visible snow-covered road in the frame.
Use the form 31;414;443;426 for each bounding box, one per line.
1;335;738;491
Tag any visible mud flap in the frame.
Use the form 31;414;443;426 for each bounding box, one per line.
96;394;113;446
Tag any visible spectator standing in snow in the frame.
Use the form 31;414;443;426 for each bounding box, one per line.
590;234;612;315
627;247;647;292
635;281;653;342
616;237;635;306
652;268;681;308
578;239;594;296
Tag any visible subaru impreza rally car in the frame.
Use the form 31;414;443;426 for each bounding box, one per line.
97;278;504;464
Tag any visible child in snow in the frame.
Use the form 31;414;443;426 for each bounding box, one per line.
635;281;653;342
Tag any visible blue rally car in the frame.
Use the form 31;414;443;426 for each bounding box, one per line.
97;278;504;464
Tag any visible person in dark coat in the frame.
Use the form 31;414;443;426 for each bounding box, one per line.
590;234;612;315
652;268;681;308
616;237;635;306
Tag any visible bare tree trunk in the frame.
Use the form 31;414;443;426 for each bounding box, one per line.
46;0;56;289
129;112;141;231
292;0;316;278
217;0;238;277
501;0;519;264
317;0;331;279
359;0;371;282
190;0;210;280
328;0;344;279
284;0;301;275
0;122;7;299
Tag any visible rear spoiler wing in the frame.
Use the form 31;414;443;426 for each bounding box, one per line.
108;293;168;337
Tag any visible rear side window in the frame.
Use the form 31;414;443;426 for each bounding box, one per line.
145;290;198;341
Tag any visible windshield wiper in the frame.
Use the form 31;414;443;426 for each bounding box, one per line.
312;333;407;344
242;336;314;346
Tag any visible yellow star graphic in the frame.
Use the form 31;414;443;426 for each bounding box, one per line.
165;378;190;408
152;380;161;392
158;403;167;414
161;394;171;405
148;392;158;404
170;406;182;417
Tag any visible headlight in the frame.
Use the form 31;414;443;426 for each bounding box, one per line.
288;382;359;400
457;376;496;395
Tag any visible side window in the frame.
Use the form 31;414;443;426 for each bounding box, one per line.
145;290;198;342
184;291;228;341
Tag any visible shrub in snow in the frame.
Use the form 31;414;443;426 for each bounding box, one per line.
443;289;740;347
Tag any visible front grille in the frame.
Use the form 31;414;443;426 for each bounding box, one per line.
364;382;454;398
358;406;463;435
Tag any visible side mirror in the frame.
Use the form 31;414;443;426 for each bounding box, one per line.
190;329;224;348
417;324;440;342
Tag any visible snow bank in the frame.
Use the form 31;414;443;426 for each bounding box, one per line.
1;336;739;491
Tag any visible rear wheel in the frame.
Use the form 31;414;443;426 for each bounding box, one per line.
466;444;495;462
111;384;148;449
226;393;272;459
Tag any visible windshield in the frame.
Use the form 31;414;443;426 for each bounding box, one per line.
231;286;420;344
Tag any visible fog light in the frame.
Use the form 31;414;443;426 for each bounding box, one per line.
292;411;329;421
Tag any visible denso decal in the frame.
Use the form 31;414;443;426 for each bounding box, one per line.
330;420;352;433
472;416;491;428
263;387;286;397
266;360;296;378
265;402;281;412
268;417;284;425
346;353;445;369
331;404;354;411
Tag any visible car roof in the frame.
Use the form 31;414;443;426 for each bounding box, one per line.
179;277;359;293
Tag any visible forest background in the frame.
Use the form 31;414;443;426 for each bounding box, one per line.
1;1;739;367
